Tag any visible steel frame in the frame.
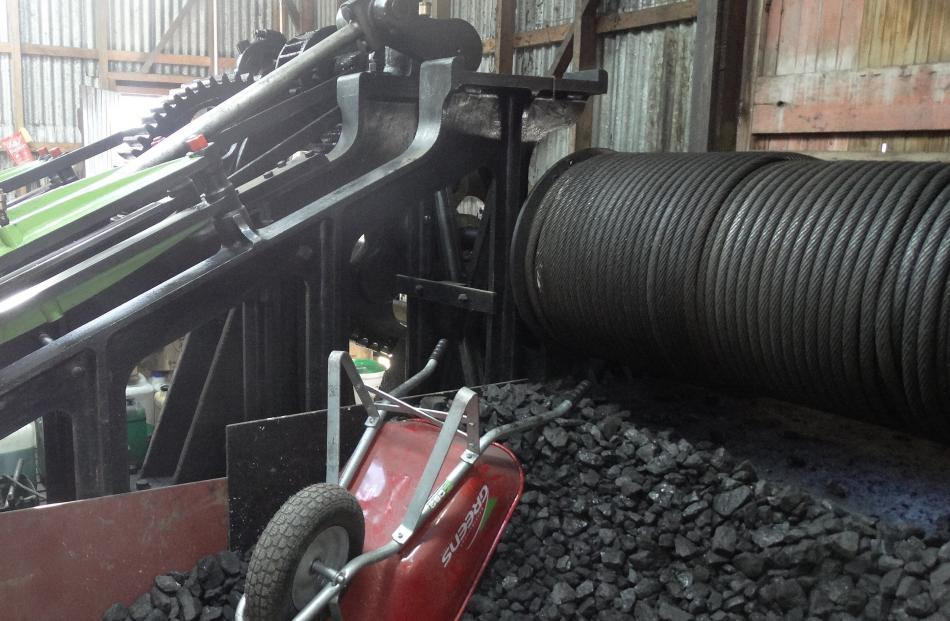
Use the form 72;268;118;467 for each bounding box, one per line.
0;58;605;500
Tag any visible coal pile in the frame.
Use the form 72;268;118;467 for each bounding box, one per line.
463;382;950;621
102;550;249;621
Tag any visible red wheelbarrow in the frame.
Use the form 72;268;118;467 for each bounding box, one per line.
236;341;589;621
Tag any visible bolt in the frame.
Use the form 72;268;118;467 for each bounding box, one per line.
414;284;425;295
296;245;314;261
276;159;287;168
457;293;469;305
70;365;85;378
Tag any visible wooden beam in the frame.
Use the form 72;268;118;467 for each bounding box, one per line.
796;150;950;163
494;0;516;74
282;0;301;29
114;84;184;96
0;41;235;70
688;0;748;152
20;43;98;60
141;0;202;73
736;0;767;150
547;30;575;77
6;0;24;131
432;0;451;19
95;0;112;89
483;0;697;55
572;0;599;150
573;0;599;68
110;71;198;85
750;63;950;134
595;0;696;35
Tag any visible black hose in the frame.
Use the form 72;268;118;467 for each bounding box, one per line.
515;151;950;440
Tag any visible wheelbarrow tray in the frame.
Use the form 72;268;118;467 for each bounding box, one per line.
341;418;523;621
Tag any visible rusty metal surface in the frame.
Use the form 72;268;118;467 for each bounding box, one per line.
0;478;228;621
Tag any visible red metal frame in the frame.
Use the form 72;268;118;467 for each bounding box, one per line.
0;479;228;621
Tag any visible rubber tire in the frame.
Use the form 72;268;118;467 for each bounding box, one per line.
244;483;364;621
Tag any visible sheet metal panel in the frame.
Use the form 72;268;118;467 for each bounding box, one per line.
23;56;97;144
450;0;497;41
593;20;694;153
109;0;209;77
0;1;9;42
522;18;695;183
217;0;274;58
19;0;95;47
314;0;341;29
0;479;228;621
0;55;13;138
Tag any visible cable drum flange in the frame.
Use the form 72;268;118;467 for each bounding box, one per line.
514;151;950;441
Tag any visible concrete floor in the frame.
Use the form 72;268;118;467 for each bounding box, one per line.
601;375;950;534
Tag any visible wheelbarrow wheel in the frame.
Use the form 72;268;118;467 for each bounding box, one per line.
245;483;364;621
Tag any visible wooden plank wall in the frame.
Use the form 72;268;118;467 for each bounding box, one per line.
743;0;950;154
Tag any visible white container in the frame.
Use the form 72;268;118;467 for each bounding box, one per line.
127;372;157;428
352;359;386;402
0;422;38;481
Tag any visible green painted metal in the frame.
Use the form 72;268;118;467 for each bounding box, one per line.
0;221;205;345
0;158;196;258
0;160;45;185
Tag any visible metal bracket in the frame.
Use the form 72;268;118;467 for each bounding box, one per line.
397;274;496;314
392;524;412;544
463;392;480;456
398;386;475;534
326;351;383;485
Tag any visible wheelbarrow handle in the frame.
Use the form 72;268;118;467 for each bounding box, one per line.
389;338;448;398
478;379;593;452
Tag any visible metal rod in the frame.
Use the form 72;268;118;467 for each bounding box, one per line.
131;23;362;170
434;188;462;281
291;541;401;621
398;387;473;536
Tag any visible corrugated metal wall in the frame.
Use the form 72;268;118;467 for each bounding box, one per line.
0;0;281;149
456;0;696;181
111;0;210;77
217;0;275;57
0;0;697;161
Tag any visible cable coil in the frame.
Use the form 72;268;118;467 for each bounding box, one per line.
513;151;950;439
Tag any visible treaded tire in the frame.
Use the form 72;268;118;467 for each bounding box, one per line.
245;483;364;621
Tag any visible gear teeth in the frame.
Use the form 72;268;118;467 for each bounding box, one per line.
122;70;255;158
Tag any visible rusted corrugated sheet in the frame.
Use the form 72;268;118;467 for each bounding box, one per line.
517;0;574;32
594;20;694;152
451;0;694;168
451;0;497;41
516;12;695;182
